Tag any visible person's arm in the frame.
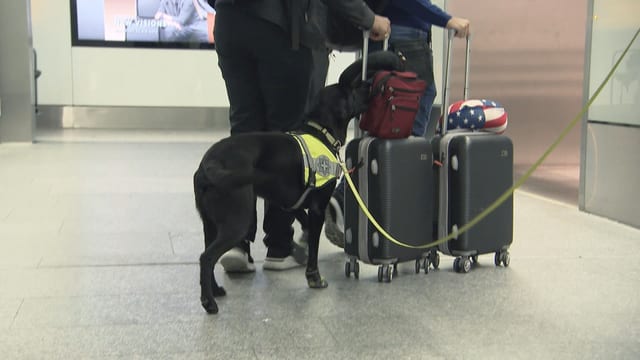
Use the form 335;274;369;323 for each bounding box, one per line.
324;0;391;41
392;0;451;27
393;0;469;37
175;0;200;25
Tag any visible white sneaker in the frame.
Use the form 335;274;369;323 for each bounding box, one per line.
263;255;303;271
219;247;256;273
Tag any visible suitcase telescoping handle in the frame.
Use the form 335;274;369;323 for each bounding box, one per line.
440;29;471;136
360;31;389;82
355;31;389;138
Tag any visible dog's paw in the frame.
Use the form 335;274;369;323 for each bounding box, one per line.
200;296;219;314
212;285;226;297
306;270;329;289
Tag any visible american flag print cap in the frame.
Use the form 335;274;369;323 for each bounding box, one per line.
446;99;508;134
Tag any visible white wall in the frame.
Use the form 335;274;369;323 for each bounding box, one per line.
31;0;225;107
31;0;446;109
31;0;73;106
29;0;375;108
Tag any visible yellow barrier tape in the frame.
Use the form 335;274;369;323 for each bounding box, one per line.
341;27;640;250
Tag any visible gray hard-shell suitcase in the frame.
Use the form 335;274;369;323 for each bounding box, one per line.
433;32;513;273
344;136;436;281
342;32;438;282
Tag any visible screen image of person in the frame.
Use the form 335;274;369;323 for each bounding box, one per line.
154;0;215;43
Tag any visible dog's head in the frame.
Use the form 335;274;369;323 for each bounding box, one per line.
306;52;405;146
306;82;370;146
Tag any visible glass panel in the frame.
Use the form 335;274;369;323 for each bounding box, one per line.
588;0;640;126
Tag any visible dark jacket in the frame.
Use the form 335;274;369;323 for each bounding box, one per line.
214;0;375;49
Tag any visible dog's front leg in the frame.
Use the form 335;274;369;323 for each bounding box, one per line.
305;199;328;289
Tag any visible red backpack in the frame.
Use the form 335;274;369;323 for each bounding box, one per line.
359;70;427;139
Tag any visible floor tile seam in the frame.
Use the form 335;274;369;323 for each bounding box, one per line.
9;298;24;329
0;260;199;272
8;319;215;331
499;255;639;259
168;231;177;255
0;346;256;360
34;261;199;269
317;317;340;346
7;318;639;335
515;189;577;209
34;139;214;145
6;312;409;328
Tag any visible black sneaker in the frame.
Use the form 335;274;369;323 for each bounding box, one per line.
324;194;345;248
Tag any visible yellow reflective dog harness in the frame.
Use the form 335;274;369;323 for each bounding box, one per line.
288;131;342;209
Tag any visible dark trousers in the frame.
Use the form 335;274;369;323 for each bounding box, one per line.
305;47;332;114
214;5;313;257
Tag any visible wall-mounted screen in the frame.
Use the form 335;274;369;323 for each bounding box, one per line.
70;0;216;49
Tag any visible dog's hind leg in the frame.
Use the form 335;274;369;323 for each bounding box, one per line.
197;202;226;314
200;218;227;296
200;235;239;314
198;186;254;314
194;170;227;305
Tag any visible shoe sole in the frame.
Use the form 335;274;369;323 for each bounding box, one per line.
219;255;255;273
263;257;303;271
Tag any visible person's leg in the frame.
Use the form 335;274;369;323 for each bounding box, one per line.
305;47;331;114
291;47;332;264
415;81;437;137
249;19;314;269
262;203;300;270
215;6;267;134
214;5;269;272
256;41;313;132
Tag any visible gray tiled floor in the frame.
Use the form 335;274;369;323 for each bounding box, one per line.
1;129;639;359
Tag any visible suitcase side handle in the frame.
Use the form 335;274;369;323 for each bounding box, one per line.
440;30;471;136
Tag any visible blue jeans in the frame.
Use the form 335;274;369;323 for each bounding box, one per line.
334;25;438;197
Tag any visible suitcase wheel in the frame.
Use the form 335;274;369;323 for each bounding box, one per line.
415;258;424;274
494;251;511;267
345;259;360;279
430;251;440;270
416;251;440;274
377;264;394;283
453;256;472;273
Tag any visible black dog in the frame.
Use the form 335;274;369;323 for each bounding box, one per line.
193;82;370;314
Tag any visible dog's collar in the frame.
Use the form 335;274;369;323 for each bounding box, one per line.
306;121;342;152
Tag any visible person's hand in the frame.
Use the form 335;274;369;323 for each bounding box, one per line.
446;17;470;38
369;15;391;41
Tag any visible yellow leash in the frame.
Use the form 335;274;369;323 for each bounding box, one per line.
340;27;640;250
